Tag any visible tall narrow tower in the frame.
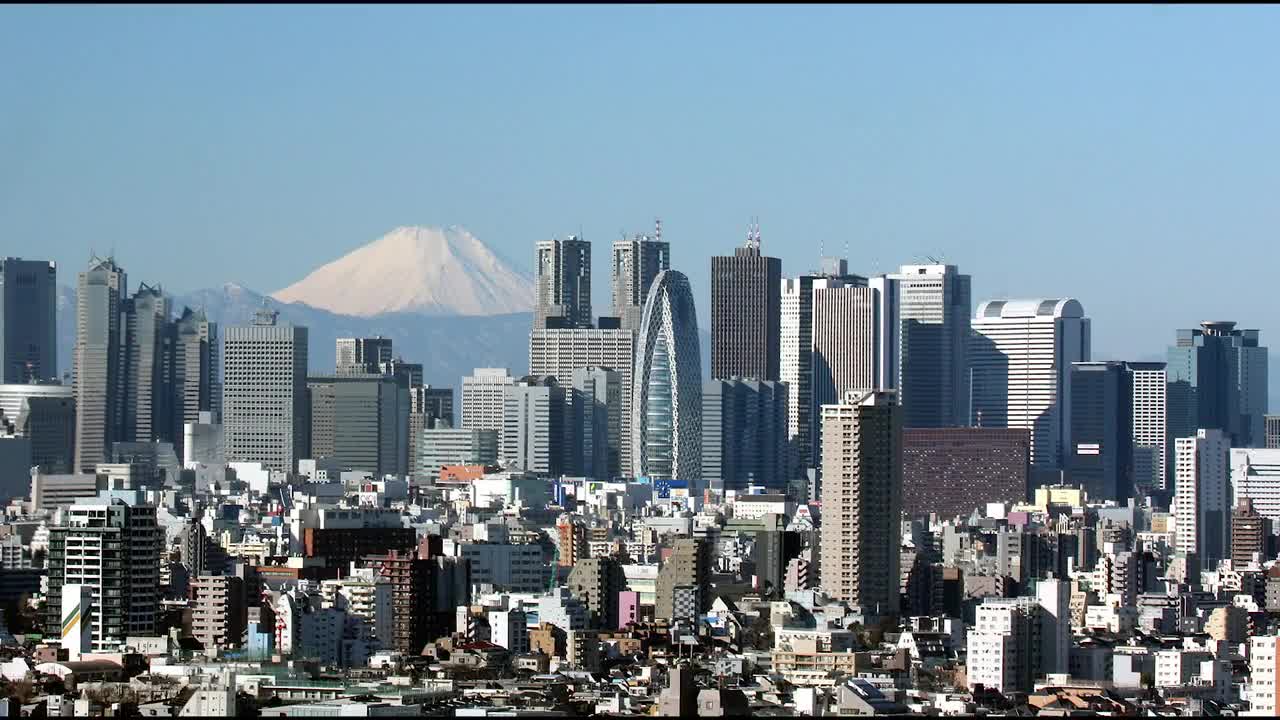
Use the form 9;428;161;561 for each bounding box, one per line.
887;264;971;428
535;236;592;330
710;222;781;381
781;263;865;476
74;256;127;472
0;258;58;384
819;390;902;614
611;223;670;331
1167;321;1268;455
633;270;702;482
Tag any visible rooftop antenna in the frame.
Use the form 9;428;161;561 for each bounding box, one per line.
655;217;662;244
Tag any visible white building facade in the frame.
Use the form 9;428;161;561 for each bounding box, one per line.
970;298;1091;477
1175;429;1232;569
461;368;515;434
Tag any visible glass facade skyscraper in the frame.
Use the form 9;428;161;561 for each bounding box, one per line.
0;258;58;385
632;270;701;482
1167;321;1268;460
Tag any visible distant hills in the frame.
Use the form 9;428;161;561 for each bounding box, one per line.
55;281;533;390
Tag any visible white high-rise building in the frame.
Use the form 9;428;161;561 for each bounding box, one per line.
73;256;127;473
529;329;636;474
1174;429;1231;569
222;308;308;473
1129;363;1168;492
966;604;1023;693
780;271;863;475
461;368;516;434
1229;448;1280;527
970;299;1091;477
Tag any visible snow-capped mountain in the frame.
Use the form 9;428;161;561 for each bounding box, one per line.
272;225;533;317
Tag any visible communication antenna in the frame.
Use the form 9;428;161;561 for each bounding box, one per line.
655;217;662;244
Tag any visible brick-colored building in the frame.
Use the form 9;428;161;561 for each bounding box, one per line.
902;427;1030;520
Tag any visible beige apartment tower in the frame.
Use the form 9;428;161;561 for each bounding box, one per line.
819;390;902;614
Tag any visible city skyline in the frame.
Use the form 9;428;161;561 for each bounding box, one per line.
4;5;1280;375
9;5;1280;713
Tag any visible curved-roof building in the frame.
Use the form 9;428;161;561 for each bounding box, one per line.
632;270;702;482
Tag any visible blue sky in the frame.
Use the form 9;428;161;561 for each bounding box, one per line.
3;5;1280;368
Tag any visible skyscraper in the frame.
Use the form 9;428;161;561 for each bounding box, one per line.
382;358;424;390
1129;363;1168;493
73;256;127;473
1267;415;1280;449
810;280;897;466
307;373;406;476
633;270;702;482
0;258;57;384
336;337;393;374
710;224;782;381
122;283;173;446
1230;448;1280;527
1174;428;1231;570
887;264;971;428
417;426;498;483
16;393;76;475
535;236;592;330
701;378;788;493
1067;362;1133;502
1167;321;1269;453
222;307;308;472
408;385;453;472
462;368;515;433
172;307;218;456
970;299;1091;482
413;386;453;427
529;328;636;474
572;366;621;481
780;265;864;476
819;390;902;614
502;375;568;476
611;227;669;331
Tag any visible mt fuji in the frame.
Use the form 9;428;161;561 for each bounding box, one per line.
272;225;533;317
